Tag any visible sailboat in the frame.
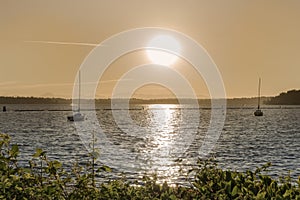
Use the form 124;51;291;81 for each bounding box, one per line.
67;70;84;121
254;78;263;116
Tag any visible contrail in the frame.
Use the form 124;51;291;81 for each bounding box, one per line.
100;79;132;83
0;79;133;89
24;40;100;47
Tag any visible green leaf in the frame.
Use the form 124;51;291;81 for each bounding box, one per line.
15;185;23;191
169;194;177;200
232;185;239;196
33;148;43;157
225;181;232;194
283;189;292;198
97;165;112;172
10;144;19;157
52;160;62;168
257;191;266;199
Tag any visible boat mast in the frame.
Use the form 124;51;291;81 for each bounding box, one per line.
78;70;81;112
257;78;261;109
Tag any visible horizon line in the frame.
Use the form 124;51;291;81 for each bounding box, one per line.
0;95;274;100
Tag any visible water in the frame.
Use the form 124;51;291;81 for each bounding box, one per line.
0;104;299;184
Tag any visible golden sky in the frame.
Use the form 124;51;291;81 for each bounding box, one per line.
0;0;299;98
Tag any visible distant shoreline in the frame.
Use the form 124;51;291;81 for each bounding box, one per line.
0;89;299;105
0;96;267;105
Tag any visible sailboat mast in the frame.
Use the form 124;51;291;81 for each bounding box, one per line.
78;70;81;112
257;78;261;109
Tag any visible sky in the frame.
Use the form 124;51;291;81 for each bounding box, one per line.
0;0;300;99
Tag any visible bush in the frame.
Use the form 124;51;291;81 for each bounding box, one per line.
1;133;299;199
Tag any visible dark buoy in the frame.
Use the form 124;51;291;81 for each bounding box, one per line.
3;106;6;112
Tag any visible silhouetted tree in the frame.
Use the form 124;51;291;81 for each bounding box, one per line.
265;90;300;105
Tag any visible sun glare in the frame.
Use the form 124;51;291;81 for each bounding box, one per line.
146;35;180;66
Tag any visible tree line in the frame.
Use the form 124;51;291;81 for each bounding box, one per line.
265;89;300;105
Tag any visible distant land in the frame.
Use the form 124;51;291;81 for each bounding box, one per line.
0;96;267;107
0;89;299;106
264;89;300;105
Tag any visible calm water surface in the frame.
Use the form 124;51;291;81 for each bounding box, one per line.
0;104;299;184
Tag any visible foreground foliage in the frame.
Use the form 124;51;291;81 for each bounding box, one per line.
1;133;299;199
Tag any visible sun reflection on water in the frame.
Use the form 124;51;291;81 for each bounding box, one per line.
142;104;184;183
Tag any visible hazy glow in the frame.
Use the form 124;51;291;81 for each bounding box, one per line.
1;1;300;98
146;35;180;66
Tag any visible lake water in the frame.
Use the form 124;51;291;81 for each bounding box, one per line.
0;104;299;184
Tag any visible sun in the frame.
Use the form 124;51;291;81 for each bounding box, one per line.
146;35;180;66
